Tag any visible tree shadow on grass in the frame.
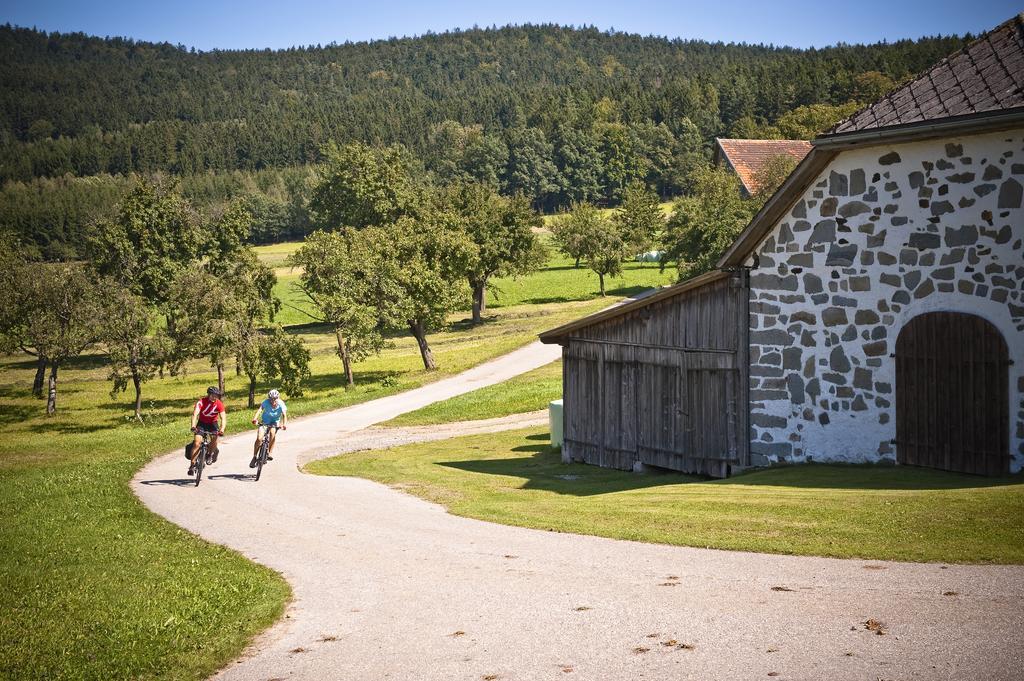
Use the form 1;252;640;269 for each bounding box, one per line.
0;405;43;426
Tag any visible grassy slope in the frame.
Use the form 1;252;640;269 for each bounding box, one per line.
0;239;673;679
308;427;1024;564
386;360;563;426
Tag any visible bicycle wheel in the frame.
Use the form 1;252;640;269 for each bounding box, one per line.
255;438;268;481
194;443;206;487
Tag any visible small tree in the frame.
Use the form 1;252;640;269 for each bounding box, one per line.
290;230;389;387
102;288;168;421
550;201;602;268
585;223;631;296
444;183;543;324
614;180;665;257
15;265;105;414
662;166;754;279
238;326;311;408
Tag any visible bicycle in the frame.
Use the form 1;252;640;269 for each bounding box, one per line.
189;429;219;487
254;424;280;481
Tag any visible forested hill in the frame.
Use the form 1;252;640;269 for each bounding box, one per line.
2;23;966;185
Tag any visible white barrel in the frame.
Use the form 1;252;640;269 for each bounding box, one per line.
549;399;564;450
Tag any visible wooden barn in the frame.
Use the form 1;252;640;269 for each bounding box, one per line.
541;14;1024;477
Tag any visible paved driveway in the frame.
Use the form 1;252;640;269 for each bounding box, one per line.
133;341;1024;680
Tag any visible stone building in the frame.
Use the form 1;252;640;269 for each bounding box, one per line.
541;14;1024;476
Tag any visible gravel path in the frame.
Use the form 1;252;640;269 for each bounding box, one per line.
133;341;1024;680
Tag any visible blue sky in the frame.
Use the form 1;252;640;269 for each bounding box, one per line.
1;0;1019;50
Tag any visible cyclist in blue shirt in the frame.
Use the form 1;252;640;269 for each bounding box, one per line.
250;389;288;468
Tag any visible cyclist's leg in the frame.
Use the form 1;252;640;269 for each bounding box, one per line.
250;426;263;468
189;432;203;471
268;427;278;455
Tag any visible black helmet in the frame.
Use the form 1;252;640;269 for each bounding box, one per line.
207;386;222;397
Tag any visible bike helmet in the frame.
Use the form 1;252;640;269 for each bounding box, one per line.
207;386;223;397
267;389;280;400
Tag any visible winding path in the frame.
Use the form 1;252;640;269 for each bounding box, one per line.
133;341;1024;680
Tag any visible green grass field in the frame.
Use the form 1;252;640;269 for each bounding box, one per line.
386;360;562;426
255;234;679;326
308;427;1024;564
0;231;651;680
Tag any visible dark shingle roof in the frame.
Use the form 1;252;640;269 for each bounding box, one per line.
826;13;1024;136
714;139;813;194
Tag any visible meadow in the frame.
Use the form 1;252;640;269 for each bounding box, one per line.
0;240;672;680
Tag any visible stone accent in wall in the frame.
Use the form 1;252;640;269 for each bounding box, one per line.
747;132;1024;471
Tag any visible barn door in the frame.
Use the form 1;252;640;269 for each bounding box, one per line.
895;312;1010;475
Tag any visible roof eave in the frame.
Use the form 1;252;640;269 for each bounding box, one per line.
538;270;731;344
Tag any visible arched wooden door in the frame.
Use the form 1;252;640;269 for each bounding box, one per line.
895;312;1010;475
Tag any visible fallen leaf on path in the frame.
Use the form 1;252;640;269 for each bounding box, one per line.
289;647;307;654
662;639;678;647
658;582;679;587
503;555;517;559
633;647;650;654
768;673;780;677
942;591;958;596
844;652;854;657
573;606;591;611
482;675;499;680
561;667;574;673
863;564;887;570
449;631;466;637
319;635;338;642
770;586;794;592
666;575;679;580
677;643;696;650
767;648;778;653
646;633;659;638
864;619;888;635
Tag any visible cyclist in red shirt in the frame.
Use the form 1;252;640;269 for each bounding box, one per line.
188;386;226;476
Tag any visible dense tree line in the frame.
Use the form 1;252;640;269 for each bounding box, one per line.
0;24;969;255
2;24;965;183
0;166;315;259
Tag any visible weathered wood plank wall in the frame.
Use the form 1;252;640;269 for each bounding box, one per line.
561;272;749;477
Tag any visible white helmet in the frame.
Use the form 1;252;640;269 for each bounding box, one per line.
267;389;280;400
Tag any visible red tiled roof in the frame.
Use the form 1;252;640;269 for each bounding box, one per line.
714;139;813;194
826;13;1024;136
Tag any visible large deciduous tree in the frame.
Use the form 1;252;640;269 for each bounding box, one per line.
374;214;474;371
444;183;544;324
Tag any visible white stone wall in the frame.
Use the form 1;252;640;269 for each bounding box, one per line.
745;129;1024;473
